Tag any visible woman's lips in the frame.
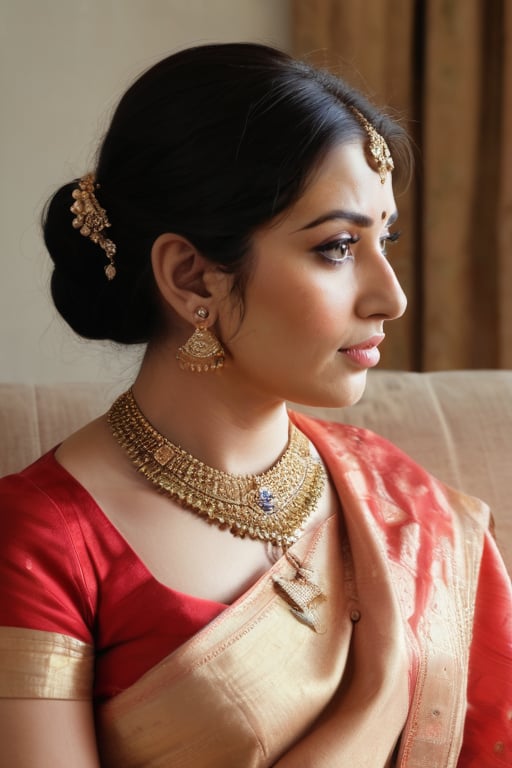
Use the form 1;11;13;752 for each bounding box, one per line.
338;334;385;368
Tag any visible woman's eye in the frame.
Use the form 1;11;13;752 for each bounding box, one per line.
315;236;359;265
380;230;401;256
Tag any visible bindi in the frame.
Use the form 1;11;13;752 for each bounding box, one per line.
381;211;387;221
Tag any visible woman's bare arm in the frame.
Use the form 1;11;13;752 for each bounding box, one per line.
0;699;100;767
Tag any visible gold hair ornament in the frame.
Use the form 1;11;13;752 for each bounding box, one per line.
108;389;326;550
176;307;225;372
70;174;117;280
349;107;394;184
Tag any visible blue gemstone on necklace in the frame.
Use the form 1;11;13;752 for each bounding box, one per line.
258;487;275;514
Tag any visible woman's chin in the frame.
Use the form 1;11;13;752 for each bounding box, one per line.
288;370;369;411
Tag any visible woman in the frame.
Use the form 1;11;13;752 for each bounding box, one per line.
0;43;510;767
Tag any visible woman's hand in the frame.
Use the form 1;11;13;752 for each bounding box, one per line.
0;699;100;767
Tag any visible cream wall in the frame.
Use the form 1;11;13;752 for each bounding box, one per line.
0;0;291;384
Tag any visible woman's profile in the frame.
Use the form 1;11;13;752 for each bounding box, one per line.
0;42;510;767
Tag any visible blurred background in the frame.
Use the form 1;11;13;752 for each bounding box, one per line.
1;0;511;384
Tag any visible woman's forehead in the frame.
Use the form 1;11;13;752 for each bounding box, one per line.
281;141;397;231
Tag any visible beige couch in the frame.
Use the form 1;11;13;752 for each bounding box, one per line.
1;371;511;575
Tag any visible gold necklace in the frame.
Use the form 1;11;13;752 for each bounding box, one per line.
108;389;326;549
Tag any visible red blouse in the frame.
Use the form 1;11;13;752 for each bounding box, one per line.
0;451;227;702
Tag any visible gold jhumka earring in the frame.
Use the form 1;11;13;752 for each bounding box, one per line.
176;307;225;372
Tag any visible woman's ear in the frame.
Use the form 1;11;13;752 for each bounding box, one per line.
151;233;227;322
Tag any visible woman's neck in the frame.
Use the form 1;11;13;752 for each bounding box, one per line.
132;343;291;476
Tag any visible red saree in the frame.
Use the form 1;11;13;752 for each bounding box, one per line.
0;414;510;766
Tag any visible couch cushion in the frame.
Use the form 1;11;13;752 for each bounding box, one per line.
1;372;510;574
0;382;114;476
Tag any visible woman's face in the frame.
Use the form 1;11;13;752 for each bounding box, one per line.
217;140;407;409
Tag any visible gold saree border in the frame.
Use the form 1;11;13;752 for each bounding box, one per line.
0;626;93;700
395;489;488;767
97;513;411;768
97;515;360;767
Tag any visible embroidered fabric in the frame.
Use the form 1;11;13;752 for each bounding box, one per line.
0;416;510;766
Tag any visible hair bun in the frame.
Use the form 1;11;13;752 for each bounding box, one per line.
43;181;153;343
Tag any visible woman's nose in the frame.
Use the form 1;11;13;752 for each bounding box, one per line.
355;250;407;321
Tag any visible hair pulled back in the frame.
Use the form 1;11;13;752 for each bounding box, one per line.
43;43;411;344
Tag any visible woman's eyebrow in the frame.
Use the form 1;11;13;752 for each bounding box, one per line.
295;208;398;231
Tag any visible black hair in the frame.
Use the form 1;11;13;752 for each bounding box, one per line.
43;43;411;344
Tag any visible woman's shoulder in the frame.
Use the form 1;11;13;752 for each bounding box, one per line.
0;449;78;513
290;410;490;530
0;450;97;640
0;445;101;530
0;419;129;602
290;408;424;469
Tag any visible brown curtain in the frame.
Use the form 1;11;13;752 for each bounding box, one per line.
291;0;512;371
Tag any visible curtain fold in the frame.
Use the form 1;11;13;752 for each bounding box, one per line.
292;0;511;371
499;2;512;368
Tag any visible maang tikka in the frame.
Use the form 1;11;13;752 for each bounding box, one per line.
176;307;225;372
349;106;394;184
